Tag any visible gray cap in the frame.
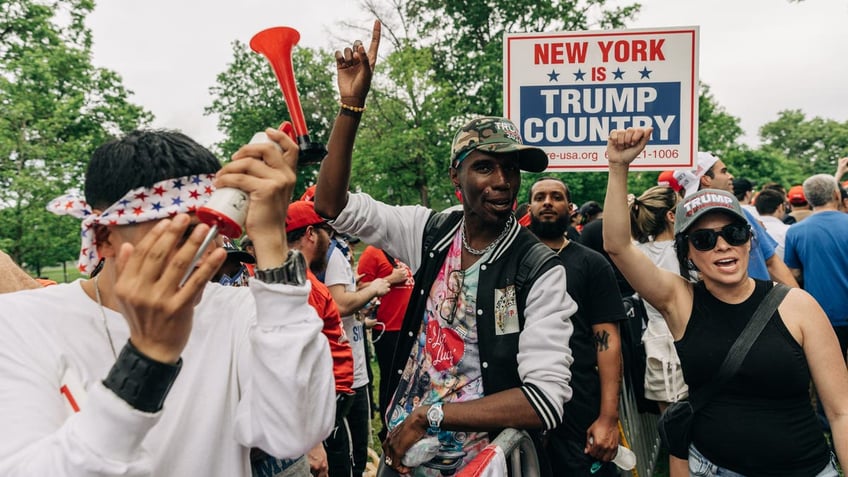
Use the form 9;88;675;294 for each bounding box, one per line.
674;189;747;236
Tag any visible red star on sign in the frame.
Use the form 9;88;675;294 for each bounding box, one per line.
135;191;149;201
153;186;166;196
204;186;213;195
189;189;200;200
65;201;74;209
133;206;143;216
116;209;125;216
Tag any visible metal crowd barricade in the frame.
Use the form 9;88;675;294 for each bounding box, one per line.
495;428;541;477
618;377;661;477
448;392;658;477
374;391;657;477
452;428;541;477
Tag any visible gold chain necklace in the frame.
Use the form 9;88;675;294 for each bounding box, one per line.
94;275;118;359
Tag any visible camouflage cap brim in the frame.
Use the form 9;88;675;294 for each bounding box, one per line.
451;116;548;172
473;143;548;173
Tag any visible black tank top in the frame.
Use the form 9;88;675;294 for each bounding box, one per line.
675;279;830;476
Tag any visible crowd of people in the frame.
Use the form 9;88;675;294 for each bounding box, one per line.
0;18;846;477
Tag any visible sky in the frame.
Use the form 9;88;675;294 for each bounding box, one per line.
86;0;848;150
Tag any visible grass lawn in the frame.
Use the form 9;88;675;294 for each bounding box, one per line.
36;262;84;283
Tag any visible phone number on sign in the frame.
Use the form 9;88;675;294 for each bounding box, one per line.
603;148;680;159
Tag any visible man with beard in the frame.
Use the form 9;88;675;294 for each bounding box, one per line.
284;200;356;477
527;177;627;476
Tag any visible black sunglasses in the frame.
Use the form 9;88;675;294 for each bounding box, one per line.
687;223;751;251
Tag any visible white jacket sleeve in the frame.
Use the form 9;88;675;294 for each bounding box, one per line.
328;192;432;273
517;265;576;429
0;297;160;476
233;279;335;458
0;379;159;476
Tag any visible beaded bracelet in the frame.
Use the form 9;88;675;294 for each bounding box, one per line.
339;101;366;113
339;107;363;118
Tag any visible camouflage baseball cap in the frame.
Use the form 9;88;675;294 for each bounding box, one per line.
450;117;548;172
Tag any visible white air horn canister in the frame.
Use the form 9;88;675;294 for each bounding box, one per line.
196;132;279;238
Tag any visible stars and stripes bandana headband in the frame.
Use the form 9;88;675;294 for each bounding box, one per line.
47;174;216;274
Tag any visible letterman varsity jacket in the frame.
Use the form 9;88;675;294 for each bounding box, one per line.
328;193;576;430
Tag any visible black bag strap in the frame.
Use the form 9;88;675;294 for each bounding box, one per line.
689;283;791;411
382;249;397;267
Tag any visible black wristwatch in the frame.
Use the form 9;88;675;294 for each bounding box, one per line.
255;250;307;286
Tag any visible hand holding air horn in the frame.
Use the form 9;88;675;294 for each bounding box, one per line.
250;27;327;164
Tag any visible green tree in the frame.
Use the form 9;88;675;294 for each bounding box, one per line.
406;0;641;115
698;84;744;158
759;109;848;177
205;41;338;199
722;148;806;190
337;4;463;209
0;0;151;275
338;0;641;209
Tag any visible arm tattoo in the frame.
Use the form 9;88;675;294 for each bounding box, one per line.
594;330;610;352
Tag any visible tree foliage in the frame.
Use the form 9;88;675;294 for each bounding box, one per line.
332;0;642;209
759;109;848;177
405;0;641;115
723;148;806;190
207;0;848;214
697;84;743;158
0;0;151;274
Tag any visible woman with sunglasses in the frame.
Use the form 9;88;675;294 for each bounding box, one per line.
603;127;847;476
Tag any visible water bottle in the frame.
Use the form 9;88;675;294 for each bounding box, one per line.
590;445;636;473
400;435;441;467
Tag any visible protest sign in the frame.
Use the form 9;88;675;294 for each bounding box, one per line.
504;27;699;171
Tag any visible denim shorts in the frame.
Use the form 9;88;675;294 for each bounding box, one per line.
689;445;839;477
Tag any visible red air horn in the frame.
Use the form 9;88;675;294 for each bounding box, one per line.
250;27;327;163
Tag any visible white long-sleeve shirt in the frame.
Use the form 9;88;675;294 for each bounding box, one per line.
0;279;335;476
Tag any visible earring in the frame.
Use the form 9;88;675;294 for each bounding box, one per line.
686;259;698;271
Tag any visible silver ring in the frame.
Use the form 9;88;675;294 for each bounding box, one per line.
385;456;393;466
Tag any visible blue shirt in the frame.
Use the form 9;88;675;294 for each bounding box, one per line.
743;208;777;280
784;211;848;326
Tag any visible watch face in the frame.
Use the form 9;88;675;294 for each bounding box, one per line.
427;403;443;428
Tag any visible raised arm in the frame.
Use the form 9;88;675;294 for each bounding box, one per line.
314;20;381;220
220;128;335;457
602;128;692;337
835;156;848;181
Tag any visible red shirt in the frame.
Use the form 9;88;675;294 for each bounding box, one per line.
356;246;414;332
307;270;354;395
